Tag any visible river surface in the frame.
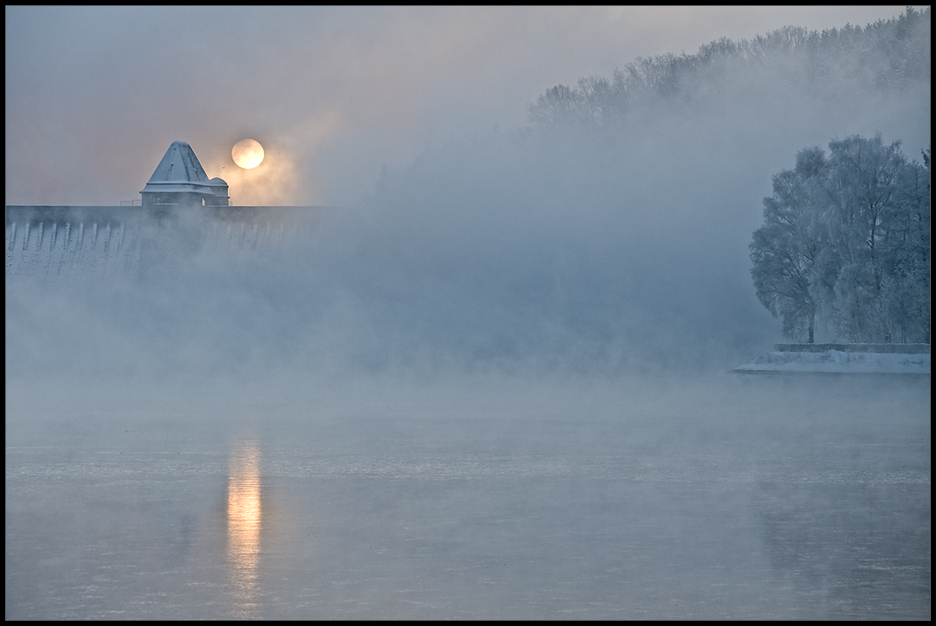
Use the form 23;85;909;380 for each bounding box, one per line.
5;373;930;619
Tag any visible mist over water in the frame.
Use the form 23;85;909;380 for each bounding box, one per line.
5;243;931;620
6;10;931;381
5;372;930;619
6;9;930;619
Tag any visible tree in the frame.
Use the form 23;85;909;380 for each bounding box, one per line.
878;147;931;342
750;148;826;342
820;135;909;341
751;135;930;343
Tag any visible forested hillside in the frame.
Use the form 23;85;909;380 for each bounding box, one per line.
528;8;930;132
521;7;931;349
337;9;931;372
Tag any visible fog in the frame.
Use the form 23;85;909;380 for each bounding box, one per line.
5;6;931;620
7;9;930;380
4;6;921;206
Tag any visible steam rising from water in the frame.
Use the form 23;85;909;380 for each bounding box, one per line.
6;10;929;384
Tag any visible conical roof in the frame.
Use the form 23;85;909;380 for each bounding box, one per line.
141;141;223;195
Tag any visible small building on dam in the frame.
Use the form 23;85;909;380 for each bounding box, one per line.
140;141;230;211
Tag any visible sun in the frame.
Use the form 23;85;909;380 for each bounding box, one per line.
232;138;264;169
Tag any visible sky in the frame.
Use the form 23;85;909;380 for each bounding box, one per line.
4;6;921;207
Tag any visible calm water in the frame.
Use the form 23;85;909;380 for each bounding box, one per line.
5;374;931;619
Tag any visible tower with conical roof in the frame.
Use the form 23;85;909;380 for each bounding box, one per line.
140;141;229;211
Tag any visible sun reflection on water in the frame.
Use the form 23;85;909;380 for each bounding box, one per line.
227;440;262;618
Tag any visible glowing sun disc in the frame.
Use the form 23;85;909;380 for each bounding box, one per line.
232;138;264;169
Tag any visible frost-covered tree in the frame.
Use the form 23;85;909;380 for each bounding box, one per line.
750;148;827;342
751;136;930;343
820;136;908;341
879;147;931;342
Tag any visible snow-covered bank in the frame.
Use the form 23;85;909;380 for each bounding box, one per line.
732;344;930;375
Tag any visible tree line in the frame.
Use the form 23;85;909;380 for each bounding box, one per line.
528;7;930;129
750;135;930;344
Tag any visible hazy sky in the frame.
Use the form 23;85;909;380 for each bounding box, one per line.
4;6;918;206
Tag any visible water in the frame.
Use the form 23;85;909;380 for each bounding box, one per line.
5;374;930;619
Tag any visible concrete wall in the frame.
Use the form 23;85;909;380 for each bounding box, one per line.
775;343;930;353
5;205;347;280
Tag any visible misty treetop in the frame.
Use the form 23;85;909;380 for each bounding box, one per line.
528;7;930;129
750;135;930;344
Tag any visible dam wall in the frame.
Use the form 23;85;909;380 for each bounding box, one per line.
774;343;931;354
5;205;343;280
